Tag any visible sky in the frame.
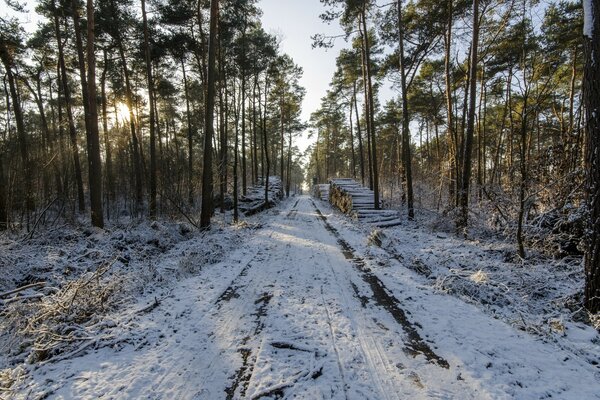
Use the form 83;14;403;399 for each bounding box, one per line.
259;0;347;154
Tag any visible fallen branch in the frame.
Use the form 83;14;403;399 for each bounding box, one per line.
0;282;46;298
1;293;44;305
163;192;200;229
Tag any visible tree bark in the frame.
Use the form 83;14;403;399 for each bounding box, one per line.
353;83;365;186
359;10;379;209
583;0;600;312
142;0;157;219
458;0;479;232
397;0;414;219
101;48;114;212
200;0;219;228
117;40;143;212
85;0;104;228
52;9;85;213
182;60;194;206
0;152;7;229
1;42;34;214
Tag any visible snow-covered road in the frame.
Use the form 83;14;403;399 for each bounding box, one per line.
22;196;600;399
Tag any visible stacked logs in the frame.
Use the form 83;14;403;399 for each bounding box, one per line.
329;178;403;228
313;184;330;201
329;179;376;214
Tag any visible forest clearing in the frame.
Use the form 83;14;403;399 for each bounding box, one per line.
2;0;600;397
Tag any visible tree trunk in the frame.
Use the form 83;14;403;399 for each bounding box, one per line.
583;0;600;313
241;24;248;197
286;131;292;197
53;10;85;213
200;0;219;228
458;0;479;232
72;0;105;226
263;73;271;205
85;0;104;228
219;55;228;213
252;74;259;185
0;152;7;229
280;92;285;186
397;0;414;219
349;103;356;179
101;49;114;217
1;47;33;215
233;83;240;222
360;10;379;208
353;83;365;186
142;0;157;218
117;40;143;213
444;0;458;207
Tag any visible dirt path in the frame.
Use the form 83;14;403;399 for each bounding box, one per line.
22;196;600;399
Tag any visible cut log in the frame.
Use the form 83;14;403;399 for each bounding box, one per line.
329;178;402;228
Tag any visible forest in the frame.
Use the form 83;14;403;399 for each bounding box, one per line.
1;0;600;397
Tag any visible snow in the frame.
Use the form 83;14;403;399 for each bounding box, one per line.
1;196;599;398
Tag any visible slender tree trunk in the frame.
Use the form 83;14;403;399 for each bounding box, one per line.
278;89;284;185
583;0;600;312
252;74;259;184
358;22;373;189
101;49;114;216
353;84;365;186
181;60;194;206
516;89;529;259
241;24;248;197
458;0;479;232
349;103;356;178
23;74;50;201
397;0;414;218
85;0;104;227
286;131;292;197
219;57;228;213
72;0;105;226
263;74;271;205
233;84;239;222
117;41;143;212
142;0;157;218
359;11;379;208
0;152;7;229
53;10;85;213
1;47;33;215
200;0;219;228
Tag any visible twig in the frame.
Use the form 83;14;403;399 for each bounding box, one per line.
0;282;46;298
1;294;44;305
26;197;59;240
163;193;200;229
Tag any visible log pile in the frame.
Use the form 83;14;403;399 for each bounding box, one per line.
313;184;330;201
329;178;402;228
239;176;284;216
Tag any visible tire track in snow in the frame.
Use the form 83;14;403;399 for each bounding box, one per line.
311;199;449;368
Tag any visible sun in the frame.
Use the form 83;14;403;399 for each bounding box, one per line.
114;102;131;123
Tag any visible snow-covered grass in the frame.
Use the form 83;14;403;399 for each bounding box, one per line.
0;213;256;384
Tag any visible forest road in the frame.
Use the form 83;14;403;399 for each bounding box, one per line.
33;195;600;399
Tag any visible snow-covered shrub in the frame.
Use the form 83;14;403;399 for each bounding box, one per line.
1;258;124;364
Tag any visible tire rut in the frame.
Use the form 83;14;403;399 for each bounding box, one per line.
311;200;449;369
225;292;274;400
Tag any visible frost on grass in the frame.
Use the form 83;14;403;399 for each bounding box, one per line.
2;257;123;364
0;216;246;390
